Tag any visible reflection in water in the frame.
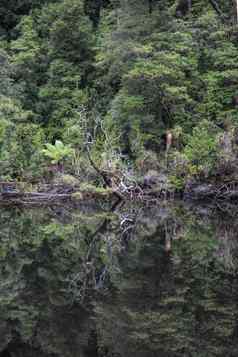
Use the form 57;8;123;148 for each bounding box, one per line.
0;203;238;356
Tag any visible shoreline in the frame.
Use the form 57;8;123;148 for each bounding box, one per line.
0;179;237;207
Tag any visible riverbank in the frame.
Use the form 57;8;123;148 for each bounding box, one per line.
1;175;238;207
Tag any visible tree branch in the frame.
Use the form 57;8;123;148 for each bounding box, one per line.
208;0;225;20
86;146;122;200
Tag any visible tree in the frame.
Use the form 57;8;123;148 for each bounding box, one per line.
11;0;94;137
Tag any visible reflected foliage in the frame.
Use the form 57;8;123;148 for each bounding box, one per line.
0;203;238;356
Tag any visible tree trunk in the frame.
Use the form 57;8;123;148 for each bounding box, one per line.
236;0;238;23
188;0;192;12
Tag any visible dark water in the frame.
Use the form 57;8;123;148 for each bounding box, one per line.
0;201;238;357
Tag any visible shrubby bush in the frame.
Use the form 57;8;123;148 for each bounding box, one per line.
0;0;237;185
184;120;219;175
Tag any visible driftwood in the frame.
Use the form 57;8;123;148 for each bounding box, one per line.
0;182;119;207
184;181;238;202
0;191;72;206
0;177;238;207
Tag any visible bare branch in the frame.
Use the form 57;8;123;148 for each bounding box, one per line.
86;146;123;201
208;0;226;20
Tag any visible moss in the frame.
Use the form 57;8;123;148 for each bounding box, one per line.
53;174;80;187
169;175;185;191
79;183;113;196
71;191;83;200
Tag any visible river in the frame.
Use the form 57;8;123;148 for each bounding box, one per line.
0;201;237;357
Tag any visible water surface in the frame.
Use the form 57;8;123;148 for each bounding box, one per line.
0;202;238;357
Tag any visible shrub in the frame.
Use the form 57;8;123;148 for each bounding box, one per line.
42;140;75;166
184;120;219;175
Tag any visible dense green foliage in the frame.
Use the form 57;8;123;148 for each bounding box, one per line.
1;3;238;354
0;0;238;182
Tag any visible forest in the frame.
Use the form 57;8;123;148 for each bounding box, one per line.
1;3;238;355
0;0;238;199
